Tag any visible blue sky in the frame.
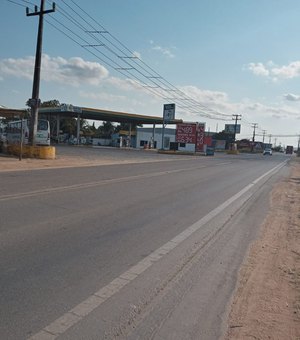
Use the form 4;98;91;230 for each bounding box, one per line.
1;0;300;147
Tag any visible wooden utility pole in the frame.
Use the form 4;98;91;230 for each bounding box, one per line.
262;129;267;146
232;114;242;142
251;123;258;152
26;0;55;145
268;134;272;145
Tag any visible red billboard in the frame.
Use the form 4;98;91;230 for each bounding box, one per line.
176;123;197;144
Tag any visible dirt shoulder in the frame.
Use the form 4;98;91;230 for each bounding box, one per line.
226;158;300;339
0;148;156;172
0;154;129;172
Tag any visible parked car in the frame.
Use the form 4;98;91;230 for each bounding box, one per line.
263;148;272;155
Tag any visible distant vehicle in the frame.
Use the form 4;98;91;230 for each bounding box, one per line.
6;119;50;146
263;148;272;156
286;145;293;154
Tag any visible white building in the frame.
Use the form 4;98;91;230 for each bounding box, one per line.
136;127;175;149
136;126;199;152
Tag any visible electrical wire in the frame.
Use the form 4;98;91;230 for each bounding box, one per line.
64;0;232;118
5;0;27;8
7;0;296;139
51;0;232;120
6;0;232;121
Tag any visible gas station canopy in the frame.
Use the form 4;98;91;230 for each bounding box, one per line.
0;105;182;125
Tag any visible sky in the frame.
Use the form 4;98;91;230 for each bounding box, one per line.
1;0;300;147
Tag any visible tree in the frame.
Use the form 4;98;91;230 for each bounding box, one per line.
81;120;96;136
60;118;77;136
97;121;115;138
212;130;235;150
27;99;88;137
114;122;142;133
41;99;60;108
26;98;61;108
213;130;233;141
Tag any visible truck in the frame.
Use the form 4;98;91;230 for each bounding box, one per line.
286;145;294;154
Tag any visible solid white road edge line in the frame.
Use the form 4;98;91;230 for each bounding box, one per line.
28;160;287;340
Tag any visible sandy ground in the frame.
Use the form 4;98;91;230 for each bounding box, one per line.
0;154;128;171
0;147;158;172
226;158;300;340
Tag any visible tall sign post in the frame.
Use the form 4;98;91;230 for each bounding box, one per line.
225;122;241;150
161;103;175;150
26;0;55;145
195;123;206;152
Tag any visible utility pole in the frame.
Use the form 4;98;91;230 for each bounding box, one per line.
26;0;55;145
268;134;272;145
232;114;242;142
262;130;267;146
251;123;258;152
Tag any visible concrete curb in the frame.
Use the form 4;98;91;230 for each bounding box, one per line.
6;145;56;159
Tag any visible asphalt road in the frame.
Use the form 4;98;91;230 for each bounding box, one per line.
0;149;291;339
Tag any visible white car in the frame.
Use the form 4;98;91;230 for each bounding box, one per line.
263;148;272;155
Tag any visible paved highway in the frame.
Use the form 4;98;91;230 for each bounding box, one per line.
0;150;290;339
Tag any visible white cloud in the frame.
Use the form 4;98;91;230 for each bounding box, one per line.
283;93;300;101
180;86;229;103
0;54;109;86
247;60;300;81
271;61;300;79
240;100;300;120
150;41;175;58
152;45;175;58
0;56;35;80
106;77;140;91
178;85;300;128
133;51;141;59
178;85;232;118
79;90;126;102
247;62;270;76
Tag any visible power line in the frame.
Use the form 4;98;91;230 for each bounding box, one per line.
63;0;231;118
5;0;27;8
20;0;36;5
47;0;232;120
7;0;233;121
8;0;286;131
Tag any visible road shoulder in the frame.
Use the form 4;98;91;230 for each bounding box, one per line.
226;158;300;339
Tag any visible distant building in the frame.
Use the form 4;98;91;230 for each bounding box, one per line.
136;127;176;149
136;125;214;152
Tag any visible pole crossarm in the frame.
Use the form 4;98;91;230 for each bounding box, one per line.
26;3;55;16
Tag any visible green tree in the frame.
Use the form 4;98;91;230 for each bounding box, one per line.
213;130;233;141
60;118;77;136
114;122;142;133
212;130;235;150
81;120;96;136
97;121;115;138
41;99;61;108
